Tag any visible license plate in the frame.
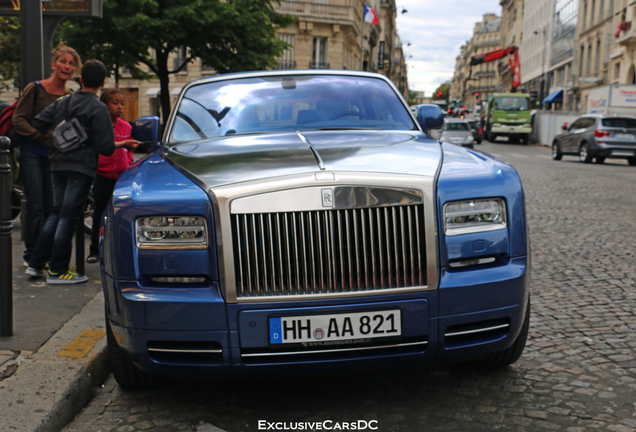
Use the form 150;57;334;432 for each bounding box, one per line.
614;133;635;140
269;310;401;344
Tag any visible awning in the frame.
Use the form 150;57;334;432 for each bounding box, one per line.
145;87;160;97
543;89;563;104
170;86;183;97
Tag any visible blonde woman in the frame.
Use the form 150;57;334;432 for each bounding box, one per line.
13;43;81;267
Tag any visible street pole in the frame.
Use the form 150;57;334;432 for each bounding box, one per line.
20;1;44;91
0;136;13;336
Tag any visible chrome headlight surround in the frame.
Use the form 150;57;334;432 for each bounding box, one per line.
135;216;208;249
443;198;506;236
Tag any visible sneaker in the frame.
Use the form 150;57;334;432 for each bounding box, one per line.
46;269;88;285
86;254;98;264
25;266;44;278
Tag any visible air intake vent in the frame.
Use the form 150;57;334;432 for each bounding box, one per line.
232;205;427;298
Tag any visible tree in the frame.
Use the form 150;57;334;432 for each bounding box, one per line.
0;17;21;93
59;0;296;124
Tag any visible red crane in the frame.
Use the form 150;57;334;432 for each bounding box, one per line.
463;46;521;97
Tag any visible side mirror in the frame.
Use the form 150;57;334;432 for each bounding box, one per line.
416;104;444;131
132;116;160;152
561;123;568;131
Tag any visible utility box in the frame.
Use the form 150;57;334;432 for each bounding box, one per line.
587;85;636;116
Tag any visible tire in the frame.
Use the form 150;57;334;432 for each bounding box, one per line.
521;134;529;145
594;157;605;164
551;141;562;160
628;157;636;166
106;316;158;390
472;301;531;368
579;143;593;163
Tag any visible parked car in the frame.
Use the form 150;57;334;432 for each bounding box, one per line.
467;119;484;144
439;119;476;148
103;70;530;389
552;114;636;165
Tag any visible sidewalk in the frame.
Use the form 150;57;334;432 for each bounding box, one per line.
0;218;110;432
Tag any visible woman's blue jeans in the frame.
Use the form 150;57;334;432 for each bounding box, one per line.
19;147;54;262
29;171;93;274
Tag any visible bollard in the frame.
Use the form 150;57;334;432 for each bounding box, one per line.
0;136;14;336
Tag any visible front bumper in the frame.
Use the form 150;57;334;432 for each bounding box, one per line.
104;256;529;377
491;125;531;135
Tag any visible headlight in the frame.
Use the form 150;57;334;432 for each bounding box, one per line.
136;216;208;249
444;199;506;236
465;136;474;143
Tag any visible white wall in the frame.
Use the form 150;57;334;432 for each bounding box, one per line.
532;111;579;146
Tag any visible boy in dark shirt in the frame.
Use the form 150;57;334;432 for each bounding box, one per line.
25;60;116;284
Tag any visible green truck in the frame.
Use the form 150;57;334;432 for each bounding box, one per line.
485;93;532;144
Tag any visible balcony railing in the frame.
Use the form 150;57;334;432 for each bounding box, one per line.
309;61;330;69
474;70;495;78
273;0;361;31
276;60;297;70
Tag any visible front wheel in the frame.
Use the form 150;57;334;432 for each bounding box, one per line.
579;143;593;163
552;141;563;160
107;316;158;390
628;157;636;166
471;301;531;368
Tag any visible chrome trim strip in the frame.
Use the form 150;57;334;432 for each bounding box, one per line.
148;348;223;354
298;132;326;170
241;341;428;358
231;186;423;214
445;323;510;338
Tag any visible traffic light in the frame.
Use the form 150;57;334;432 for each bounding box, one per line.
475;92;480;101
436;91;443;98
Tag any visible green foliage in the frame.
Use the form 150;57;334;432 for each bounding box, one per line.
59;0;297;123
0;17;20;92
432;83;450;102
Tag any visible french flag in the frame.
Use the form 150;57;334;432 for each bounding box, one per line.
363;5;379;25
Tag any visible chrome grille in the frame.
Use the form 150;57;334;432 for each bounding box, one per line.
232;205;426;298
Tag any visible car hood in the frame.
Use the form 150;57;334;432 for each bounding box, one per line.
164;130;442;188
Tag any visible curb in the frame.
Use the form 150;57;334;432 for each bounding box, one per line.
0;292;109;432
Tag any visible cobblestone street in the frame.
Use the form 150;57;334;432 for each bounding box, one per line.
62;141;636;432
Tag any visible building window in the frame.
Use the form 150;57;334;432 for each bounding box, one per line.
590;0;595;27
582;2;587;30
311;37;329;69
173;46;188;72
580;45;585;76
599;0;604;19
614;62;620;81
277;34;296;70
587;44;592;74
595;39;601;72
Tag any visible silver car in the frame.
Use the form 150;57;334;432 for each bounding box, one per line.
552;114;636;165
440;119;475;148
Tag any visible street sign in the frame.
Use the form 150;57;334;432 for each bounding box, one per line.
0;0;101;17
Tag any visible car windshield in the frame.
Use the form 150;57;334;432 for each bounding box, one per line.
601;118;636;128
467;121;479;129
493;97;529;111
443;122;470;131
168;75;416;143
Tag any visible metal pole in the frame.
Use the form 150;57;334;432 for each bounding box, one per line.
20;0;44;89
0;136;14;336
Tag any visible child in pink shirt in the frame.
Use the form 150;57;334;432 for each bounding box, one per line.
87;89;139;263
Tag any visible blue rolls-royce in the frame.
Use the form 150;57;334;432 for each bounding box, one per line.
101;70;530;389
